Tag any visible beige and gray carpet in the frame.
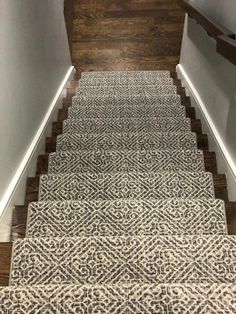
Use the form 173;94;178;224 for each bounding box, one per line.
1;71;235;313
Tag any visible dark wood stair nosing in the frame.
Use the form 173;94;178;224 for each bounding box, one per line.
0;242;13;286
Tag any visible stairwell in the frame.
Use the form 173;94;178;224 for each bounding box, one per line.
1;69;235;312
0;0;236;312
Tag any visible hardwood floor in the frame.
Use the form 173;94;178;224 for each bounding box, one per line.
0;243;12;286
1;0;236;287
71;0;185;76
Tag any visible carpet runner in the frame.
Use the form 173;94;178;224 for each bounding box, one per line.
2;284;235;313
39;172;215;201
72;94;182;107
26;199;227;238
48;150;205;173
81;70;171;78
10;235;236;286
78;77;174;87
56;132;197;151
68;104;186;119
63;117;191;133
1;70;235;312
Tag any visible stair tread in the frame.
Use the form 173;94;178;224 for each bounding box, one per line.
2;283;235;313
39;171;215;201
56;132;197;151
63;117;191;133
68;104;186;119
10;235;236;285
79;77;174;86
27;199;227;238
77;84;177;96
72;94;182;107
81;70;171;77
48;149;205;174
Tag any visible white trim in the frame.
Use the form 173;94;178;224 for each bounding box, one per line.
0;66;74;220
177;63;236;186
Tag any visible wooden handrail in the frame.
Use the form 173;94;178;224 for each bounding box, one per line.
217;35;236;65
178;0;236;65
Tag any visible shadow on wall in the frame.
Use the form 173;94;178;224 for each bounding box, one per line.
226;97;236;156
180;15;236;199
186;17;236;154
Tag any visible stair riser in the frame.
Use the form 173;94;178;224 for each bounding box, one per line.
77;85;177;97
39;172;215;202
56;133;198;152
10;236;236;286
63;118;191;134
48;150;205;174
52;119;202;137
78;78;174;87
68;105;186;119
72;94;182;107
3;284;235;313
27;199;227;238
81;71;171;78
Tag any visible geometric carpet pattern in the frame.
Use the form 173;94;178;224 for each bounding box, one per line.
78;77;174;87
48;150;205;174
76;84;177;97
63;117;191;134
26;199;227;238
72;94;182;107
1;284;235;313
10;235;236;285
4;70;235;312
56;132;198;151
39;172;215;201
68;104;186;119
81;70;172;78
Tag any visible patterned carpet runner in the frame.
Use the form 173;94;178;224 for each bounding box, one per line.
1;70;235;312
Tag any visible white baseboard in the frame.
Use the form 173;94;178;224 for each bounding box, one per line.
0;66;75;241
177;64;236;200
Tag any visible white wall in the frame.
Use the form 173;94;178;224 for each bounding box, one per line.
191;0;236;32
178;1;236;200
0;0;72;235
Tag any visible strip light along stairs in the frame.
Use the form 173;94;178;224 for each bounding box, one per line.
1;71;235;312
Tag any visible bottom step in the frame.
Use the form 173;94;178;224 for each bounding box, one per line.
0;284;235;313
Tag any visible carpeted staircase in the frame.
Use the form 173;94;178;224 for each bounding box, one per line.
1;71;235;312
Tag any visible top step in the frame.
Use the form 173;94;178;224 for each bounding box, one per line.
81;70;171;78
76;85;177;97
78;77;174;87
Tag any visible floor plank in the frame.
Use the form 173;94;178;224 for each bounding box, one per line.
71;0;185;73
74;0;182;12
0;243;12;286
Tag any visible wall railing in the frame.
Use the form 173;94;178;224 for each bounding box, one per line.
178;0;236;65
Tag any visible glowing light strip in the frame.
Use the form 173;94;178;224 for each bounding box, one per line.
0;66;74;217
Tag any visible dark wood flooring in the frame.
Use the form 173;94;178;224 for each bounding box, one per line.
71;0;185;76
1;0;236;286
